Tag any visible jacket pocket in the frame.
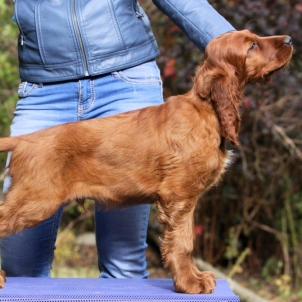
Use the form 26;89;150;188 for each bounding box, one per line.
35;0;79;65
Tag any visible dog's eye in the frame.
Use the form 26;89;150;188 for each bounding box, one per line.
249;42;258;51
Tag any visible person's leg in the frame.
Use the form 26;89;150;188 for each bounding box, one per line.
0;80;79;276
83;60;163;278
95;205;151;278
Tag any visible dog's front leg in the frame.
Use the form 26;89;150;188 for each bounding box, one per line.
0;270;6;288
157;197;216;294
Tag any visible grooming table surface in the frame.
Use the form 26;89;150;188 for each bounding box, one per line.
0;278;240;302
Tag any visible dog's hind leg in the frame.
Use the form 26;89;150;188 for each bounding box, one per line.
0;187;64;239
157;196;216;294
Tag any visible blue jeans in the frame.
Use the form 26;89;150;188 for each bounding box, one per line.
0;60;163;278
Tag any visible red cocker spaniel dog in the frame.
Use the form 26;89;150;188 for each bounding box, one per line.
0;30;293;293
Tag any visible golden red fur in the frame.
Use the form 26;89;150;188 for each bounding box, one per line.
0;30;292;292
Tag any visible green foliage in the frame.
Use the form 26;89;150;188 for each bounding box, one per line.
274;275;292;300
261;256;284;280
0;0;19;166
53;231;81;267
224;227;239;260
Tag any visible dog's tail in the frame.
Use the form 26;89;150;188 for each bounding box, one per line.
0;137;19;152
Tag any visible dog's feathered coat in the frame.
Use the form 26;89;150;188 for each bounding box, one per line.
0;30;292;293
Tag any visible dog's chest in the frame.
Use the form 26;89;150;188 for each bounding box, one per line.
191;147;230;192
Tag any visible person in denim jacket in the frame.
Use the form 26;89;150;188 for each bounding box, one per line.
1;0;234;279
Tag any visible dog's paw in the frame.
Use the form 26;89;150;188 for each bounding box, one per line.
174;271;216;294
197;271;216;294
0;270;6;289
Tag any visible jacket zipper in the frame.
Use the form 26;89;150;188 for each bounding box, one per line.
72;0;89;76
133;0;144;18
136;11;144;18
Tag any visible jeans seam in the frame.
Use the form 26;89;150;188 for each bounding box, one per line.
77;80;95;119
142;205;149;239
77;80;82;120
113;71;162;85
47;211;59;277
88;79;95;112
94;209;104;276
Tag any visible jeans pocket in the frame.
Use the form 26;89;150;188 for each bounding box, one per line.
18;82;42;98
112;60;162;85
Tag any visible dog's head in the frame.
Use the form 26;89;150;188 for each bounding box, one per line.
195;30;293;145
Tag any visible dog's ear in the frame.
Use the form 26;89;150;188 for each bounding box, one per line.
210;73;241;145
195;65;241;145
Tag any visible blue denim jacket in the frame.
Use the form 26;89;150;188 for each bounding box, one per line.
13;0;234;83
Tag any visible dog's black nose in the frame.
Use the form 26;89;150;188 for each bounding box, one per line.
284;36;292;45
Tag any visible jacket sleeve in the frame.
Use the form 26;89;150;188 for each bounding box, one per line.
152;0;235;51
